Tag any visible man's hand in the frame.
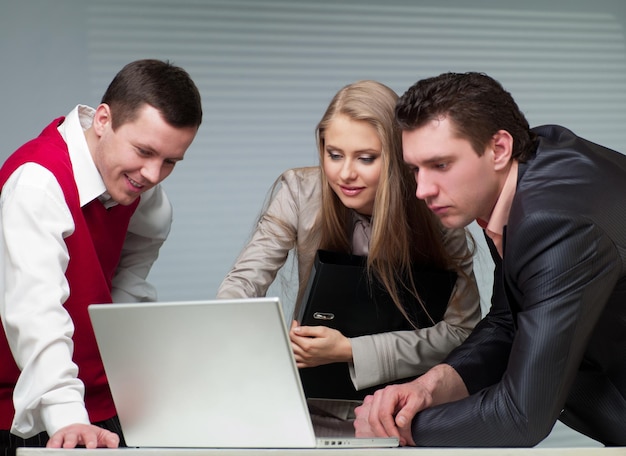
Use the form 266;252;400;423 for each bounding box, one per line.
354;364;468;446
354;380;428;446
46;423;120;449
289;320;352;367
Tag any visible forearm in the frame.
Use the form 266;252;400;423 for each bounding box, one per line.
350;322;471;390
417;363;468;407
349;270;480;391
111;232;162;302
217;225;293;298
217;177;302;299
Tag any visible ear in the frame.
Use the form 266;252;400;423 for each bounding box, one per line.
91;103;113;137
491;130;513;171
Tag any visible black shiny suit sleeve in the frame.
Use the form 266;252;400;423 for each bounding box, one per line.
410;211;622;447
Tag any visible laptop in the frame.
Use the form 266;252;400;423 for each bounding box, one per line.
88;297;398;449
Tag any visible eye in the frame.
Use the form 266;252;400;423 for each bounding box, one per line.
326;150;342;160
434;162;448;170
359;155;377;164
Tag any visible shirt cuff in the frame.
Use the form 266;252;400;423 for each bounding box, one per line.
349;336;382;390
41;401;90;436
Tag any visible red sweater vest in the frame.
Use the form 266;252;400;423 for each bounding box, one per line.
0;118;139;429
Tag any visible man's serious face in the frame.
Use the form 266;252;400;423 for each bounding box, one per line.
402;117;501;228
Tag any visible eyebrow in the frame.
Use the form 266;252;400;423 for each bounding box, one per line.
326;144;381;154
137;143;185;162
412;155;451;166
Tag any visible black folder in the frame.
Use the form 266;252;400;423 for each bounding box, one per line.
296;249;457;401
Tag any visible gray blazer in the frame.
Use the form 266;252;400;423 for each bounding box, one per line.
217;166;481;390
409;125;626;447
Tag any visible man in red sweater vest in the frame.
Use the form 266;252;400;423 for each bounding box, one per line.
0;59;202;453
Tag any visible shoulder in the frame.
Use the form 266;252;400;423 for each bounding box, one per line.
505;210;612;274
514;127;626;237
1;163;64;206
528;125;626;183
1;120;69;186
274;166;322;200
279;166;320;186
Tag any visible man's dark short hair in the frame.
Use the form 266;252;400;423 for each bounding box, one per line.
101;59;202;130
395;72;536;162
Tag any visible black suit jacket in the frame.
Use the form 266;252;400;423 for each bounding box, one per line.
411;125;626;447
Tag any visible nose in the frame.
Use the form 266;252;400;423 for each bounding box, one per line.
415;170;437;200
141;159;163;184
339;159;357;181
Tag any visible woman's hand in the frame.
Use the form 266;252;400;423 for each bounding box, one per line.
289;320;353;367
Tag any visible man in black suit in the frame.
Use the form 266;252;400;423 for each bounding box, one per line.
353;72;626;447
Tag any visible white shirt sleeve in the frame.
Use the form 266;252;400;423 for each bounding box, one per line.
0;167;172;438
0;163;89;438
110;185;172;303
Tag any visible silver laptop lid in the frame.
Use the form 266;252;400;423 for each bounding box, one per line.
89;298;317;448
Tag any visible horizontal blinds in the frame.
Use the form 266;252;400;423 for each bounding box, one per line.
84;4;625;447
84;1;626;312
5;0;622;447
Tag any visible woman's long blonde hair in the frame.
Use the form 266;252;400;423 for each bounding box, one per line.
313;80;454;324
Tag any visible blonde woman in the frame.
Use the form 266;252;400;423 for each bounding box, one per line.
217;80;481;434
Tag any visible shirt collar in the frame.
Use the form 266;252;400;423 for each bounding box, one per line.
57;105;113;208
476;160;518;257
351;211;371;256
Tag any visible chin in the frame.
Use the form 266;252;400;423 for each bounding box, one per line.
439;216;468;230
115;195;141;206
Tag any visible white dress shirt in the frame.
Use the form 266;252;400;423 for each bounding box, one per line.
0;105;172;438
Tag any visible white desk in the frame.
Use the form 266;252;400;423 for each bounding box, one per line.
16;448;626;456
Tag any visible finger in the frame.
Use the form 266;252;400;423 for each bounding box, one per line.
354;413;375;437
392;398;421;446
291;343;312;366
400;427;416;447
289;329;301;344
367;391;393;438
46;434;64;449
291;340;306;358
290;326;314;346
289;321;300;340
291;334;315;355
61;431;80;449
101;430;120;448
82;430;100;449
293;325;324;338
294;352;315;368
353;396;374;438
375;388;406;442
394;396;420;430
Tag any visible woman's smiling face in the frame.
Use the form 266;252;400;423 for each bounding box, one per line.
322;114;382;216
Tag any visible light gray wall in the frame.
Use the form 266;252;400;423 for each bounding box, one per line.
2;0;625;448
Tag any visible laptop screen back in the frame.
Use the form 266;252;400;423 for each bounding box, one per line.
89;298;317;448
